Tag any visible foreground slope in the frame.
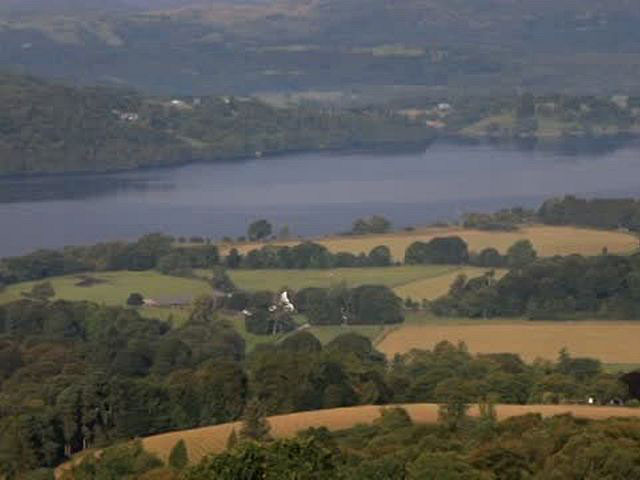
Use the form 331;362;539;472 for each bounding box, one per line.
142;403;640;464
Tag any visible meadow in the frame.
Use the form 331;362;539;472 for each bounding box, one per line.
141;403;640;465
0;271;210;323
223;225;638;261
227;265;500;302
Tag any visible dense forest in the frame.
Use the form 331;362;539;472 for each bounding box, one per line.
0;298;632;478
0;73;433;175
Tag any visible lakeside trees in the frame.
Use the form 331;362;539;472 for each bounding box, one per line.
0;74;435;176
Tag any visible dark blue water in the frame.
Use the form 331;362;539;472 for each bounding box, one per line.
2;141;640;257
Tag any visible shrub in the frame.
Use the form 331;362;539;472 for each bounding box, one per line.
127;292;145;306
405;237;469;265
349;285;404;325
368;245;392;266
168;439;189;470
352;215;391;234
280;331;322;353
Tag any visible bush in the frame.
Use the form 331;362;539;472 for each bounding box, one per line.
127;292;145;306
506;240;537;269
24;281;56;301
326;333;375;356
349;285;404;325
249;291;274;310
245;310;296;336
156;252;192;276
352;215;391;234
294;287;343;325
471;248;505;268
405;237;469;265
168;439;189;470
211;267;236;293
225;291;250;311
280;331;322;354
368;245;392;266
248;220;273;241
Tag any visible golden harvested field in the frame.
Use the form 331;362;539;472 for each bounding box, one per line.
142;403;640;465
223;225;638;261
378;321;640;362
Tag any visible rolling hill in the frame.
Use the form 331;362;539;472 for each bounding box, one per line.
0;72;432;174
1;0;640;95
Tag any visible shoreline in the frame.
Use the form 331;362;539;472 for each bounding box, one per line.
1;132;638;180
0;139;436;180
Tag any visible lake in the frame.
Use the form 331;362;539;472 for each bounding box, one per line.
2;140;640;257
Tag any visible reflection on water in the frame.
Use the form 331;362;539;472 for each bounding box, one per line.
1;140;640;257
0;174;175;203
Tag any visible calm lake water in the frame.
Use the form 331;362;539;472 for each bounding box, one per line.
2;141;640;257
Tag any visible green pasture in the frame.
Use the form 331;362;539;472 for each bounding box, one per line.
0;270;210;310
228;265;458;292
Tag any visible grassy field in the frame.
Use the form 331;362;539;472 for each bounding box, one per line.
0;271;210;323
227;265;499;303
141;403;640;465
222;225;638;261
228;265;455;291
377;320;640;363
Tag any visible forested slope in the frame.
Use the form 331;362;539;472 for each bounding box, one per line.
0;73;432;174
2;0;640;94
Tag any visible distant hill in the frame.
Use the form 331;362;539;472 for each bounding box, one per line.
1;0;640;95
0;72;433;175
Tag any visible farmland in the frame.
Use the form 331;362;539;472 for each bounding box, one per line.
0;271;210;323
228;265;500;302
378;321;640;363
223;225;638;261
141;403;640;465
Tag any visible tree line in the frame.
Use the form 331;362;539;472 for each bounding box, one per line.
464;195;640;232
0;232;509;288
433;252;640;320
